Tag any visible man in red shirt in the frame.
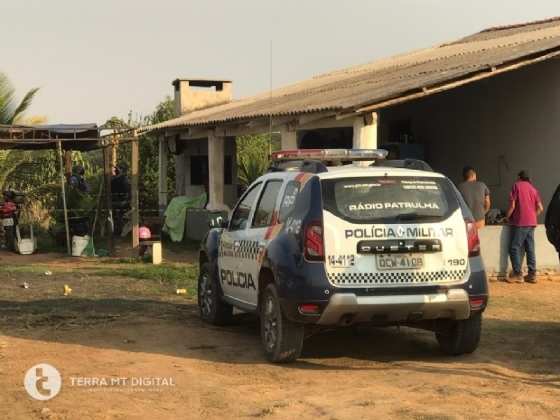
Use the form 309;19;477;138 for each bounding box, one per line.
506;170;543;283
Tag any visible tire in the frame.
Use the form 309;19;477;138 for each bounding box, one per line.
436;312;482;356
198;262;233;325
260;284;304;363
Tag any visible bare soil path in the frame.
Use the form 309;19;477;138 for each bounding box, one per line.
0;256;559;419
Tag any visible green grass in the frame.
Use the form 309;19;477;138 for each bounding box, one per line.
0;265;59;275
94;263;199;295
0;260;199;296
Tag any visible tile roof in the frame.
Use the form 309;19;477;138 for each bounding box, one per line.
148;16;560;131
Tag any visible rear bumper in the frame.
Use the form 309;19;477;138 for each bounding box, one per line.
316;288;471;325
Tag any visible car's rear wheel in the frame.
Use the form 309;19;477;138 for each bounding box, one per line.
436;312;482;356
260;284;304;363
198;262;233;325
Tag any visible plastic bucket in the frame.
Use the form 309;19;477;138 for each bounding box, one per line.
152;242;162;265
72;235;90;257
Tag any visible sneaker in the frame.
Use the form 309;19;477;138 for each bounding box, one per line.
507;272;523;283
524;273;537;284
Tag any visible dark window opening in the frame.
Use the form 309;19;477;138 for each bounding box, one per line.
388;119;414;144
299;128;352;149
190;155;233;185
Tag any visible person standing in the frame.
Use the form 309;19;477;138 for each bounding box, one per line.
458;166;491;229
545;184;560;262
506;170;543;284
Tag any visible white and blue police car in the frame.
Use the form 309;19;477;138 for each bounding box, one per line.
199;149;488;363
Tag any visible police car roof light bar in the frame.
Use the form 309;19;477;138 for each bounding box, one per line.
271;149;388;162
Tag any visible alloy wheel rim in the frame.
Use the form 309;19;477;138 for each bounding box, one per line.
263;295;278;351
199;272;213;316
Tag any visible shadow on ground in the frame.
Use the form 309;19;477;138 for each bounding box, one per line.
1;296;559;388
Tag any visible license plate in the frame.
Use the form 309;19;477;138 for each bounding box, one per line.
376;254;424;270
2;218;14;227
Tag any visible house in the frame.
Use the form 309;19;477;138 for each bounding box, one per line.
144;16;560;274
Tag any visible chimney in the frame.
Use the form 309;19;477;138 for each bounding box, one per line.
173;78;232;116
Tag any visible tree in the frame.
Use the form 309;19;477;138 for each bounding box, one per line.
236;134;279;187
0;72;39;124
103;96;176;212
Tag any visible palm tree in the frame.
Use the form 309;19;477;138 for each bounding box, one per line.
0;72;41;191
0;72;39;125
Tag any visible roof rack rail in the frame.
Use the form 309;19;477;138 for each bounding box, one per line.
372;159;433;171
271;149;388;162
267;159;328;174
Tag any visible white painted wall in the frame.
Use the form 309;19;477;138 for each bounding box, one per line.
479;226;558;276
381;59;560;215
174;137;238;208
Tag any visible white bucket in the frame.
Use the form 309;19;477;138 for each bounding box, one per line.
71;235;90;257
152;242;162;265
16;225;37;255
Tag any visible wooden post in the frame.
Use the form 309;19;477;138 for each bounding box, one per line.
64;150;73;176
131;131;140;249
103;144;114;255
158;136;168;216
57;141;71;255
111;133;118;166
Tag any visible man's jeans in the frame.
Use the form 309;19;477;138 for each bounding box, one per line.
509;226;536;274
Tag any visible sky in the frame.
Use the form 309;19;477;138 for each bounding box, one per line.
1;0;560;124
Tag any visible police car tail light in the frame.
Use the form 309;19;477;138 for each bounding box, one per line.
298;303;321;315
304;221;324;261
466;220;480;257
271;149;388;162
469;296;485;311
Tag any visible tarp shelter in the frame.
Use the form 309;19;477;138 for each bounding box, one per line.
0;124;141;255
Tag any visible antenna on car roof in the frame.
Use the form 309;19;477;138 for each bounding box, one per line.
268;40;273;156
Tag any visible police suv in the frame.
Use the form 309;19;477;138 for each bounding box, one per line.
198;149;488;363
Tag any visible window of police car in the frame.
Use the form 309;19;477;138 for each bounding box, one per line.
252;180;283;228
321;176;458;223
278;180;300;222
229;182;262;231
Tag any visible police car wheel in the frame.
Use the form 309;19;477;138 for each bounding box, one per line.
260;284;304;363
436;312;482;356
198;263;233;325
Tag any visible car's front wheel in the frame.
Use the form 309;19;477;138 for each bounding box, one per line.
436;312;482;356
198;262;233;325
260;284;304;363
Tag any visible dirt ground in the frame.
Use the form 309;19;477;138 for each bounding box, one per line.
1;252;560;420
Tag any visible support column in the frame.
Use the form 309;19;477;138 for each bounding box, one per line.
111;134;118;167
131;131;140;249
352;112;378;149
103;144;114;255
158;136;168;216
280;126;298;150
57;141;71;256
207;131;225;211
64;150;72;176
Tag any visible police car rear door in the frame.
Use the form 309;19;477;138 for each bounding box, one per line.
244;179;285;305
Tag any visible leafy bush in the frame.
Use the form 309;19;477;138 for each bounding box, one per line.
236;134;272;187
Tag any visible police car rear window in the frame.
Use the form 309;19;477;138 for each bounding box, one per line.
321;176;458;223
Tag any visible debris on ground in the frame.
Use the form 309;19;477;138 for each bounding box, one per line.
176;288;187;295
63;284;72;296
44;270;53;276
20;282;30;289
